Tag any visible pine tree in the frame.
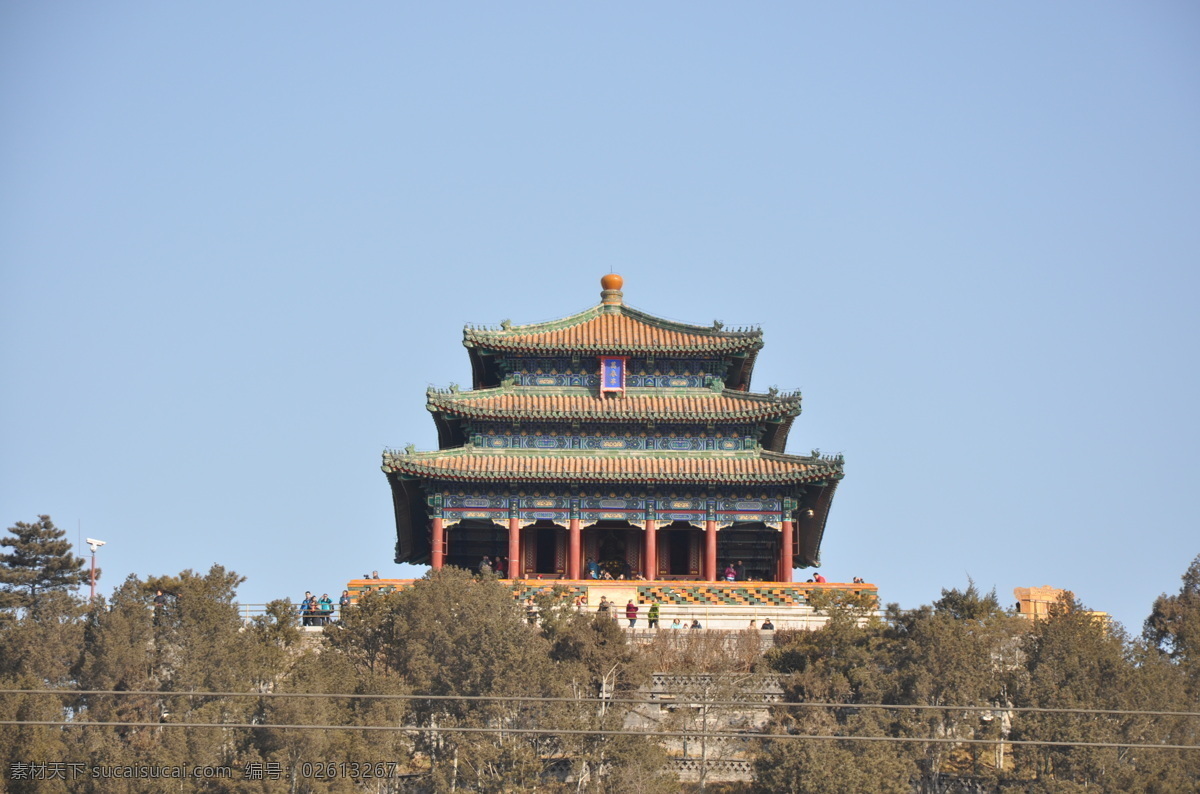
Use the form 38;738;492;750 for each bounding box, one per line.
328;567;566;790
759;604;916;793
0;515;88;610
1144;553;1200;674
1008;594;1141;791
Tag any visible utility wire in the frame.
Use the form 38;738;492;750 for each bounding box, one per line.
6;688;1200;720
1;719;1197;751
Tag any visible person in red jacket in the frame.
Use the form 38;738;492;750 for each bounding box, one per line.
812;571;827;583
625;600;639;628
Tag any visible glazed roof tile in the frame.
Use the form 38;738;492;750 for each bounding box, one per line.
427;387;800;422
382;448;843;485
463;304;763;355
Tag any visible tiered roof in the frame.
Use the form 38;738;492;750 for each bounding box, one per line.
463;306;762;355
383;274;844;568
464;288;763;389
383;448;843;485
427;386;798;422
428;385;800;451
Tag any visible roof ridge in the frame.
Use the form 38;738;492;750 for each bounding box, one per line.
424;387;802;421
381;446;844;484
442;447;759;456
617;303;762;338
761;449;846;465
462;303;766;355
464;304;601;336
426;384;798;400
384;447;769;466
464;302;763;339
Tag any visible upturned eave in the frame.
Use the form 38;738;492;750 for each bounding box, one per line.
426;385;800;426
464;302;764;388
381;447;844;486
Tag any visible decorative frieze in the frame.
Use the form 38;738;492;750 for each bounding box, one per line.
471;427;755;452
504;356;727;388
438;489;786;505
436;489;785;526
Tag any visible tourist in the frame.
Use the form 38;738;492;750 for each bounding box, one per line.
494;557;505;577
370;570;380;580
689;619;702;629
338;589;352;618
735;560;746;581
479;556;492;575
318;593;333;625
813;571;827;583
670;618;682;629
525;598;539;625
761;618;775;630
308;597;322;626
300;591;314;626
574;594;586;612
724;563;737;582
586;558;601;579
626;600;638;628
647;601;660;629
598;595;610;615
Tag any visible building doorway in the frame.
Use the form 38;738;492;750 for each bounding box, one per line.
716;523;779;582
525;521;564;576
584;521;641;579
443;520;506;571
660;522;701;578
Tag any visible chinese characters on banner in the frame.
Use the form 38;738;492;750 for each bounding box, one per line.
600;356;626;394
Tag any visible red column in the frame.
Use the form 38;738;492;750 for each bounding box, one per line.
780;521;793;583
568;517;581;579
508;516;521;580
644;520;657;580
431;517;445;570
705;520;718;581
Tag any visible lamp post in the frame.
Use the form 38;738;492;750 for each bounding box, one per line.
85;538;106;599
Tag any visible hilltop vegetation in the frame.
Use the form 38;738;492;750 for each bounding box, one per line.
0;516;1197;793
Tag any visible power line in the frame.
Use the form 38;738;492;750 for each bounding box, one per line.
2;718;1197;751
6;688;1200;720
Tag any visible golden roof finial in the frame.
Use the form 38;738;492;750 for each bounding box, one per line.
600;273;624;307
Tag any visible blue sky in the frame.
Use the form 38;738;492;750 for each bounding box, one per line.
2;3;1197;633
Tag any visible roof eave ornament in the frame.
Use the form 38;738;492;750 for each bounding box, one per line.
600;273;624;313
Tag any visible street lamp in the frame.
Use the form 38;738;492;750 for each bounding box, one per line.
85;538;106;599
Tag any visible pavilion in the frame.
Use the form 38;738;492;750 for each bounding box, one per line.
380;274;847;590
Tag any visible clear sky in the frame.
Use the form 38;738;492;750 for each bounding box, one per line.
2;3;1197;634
